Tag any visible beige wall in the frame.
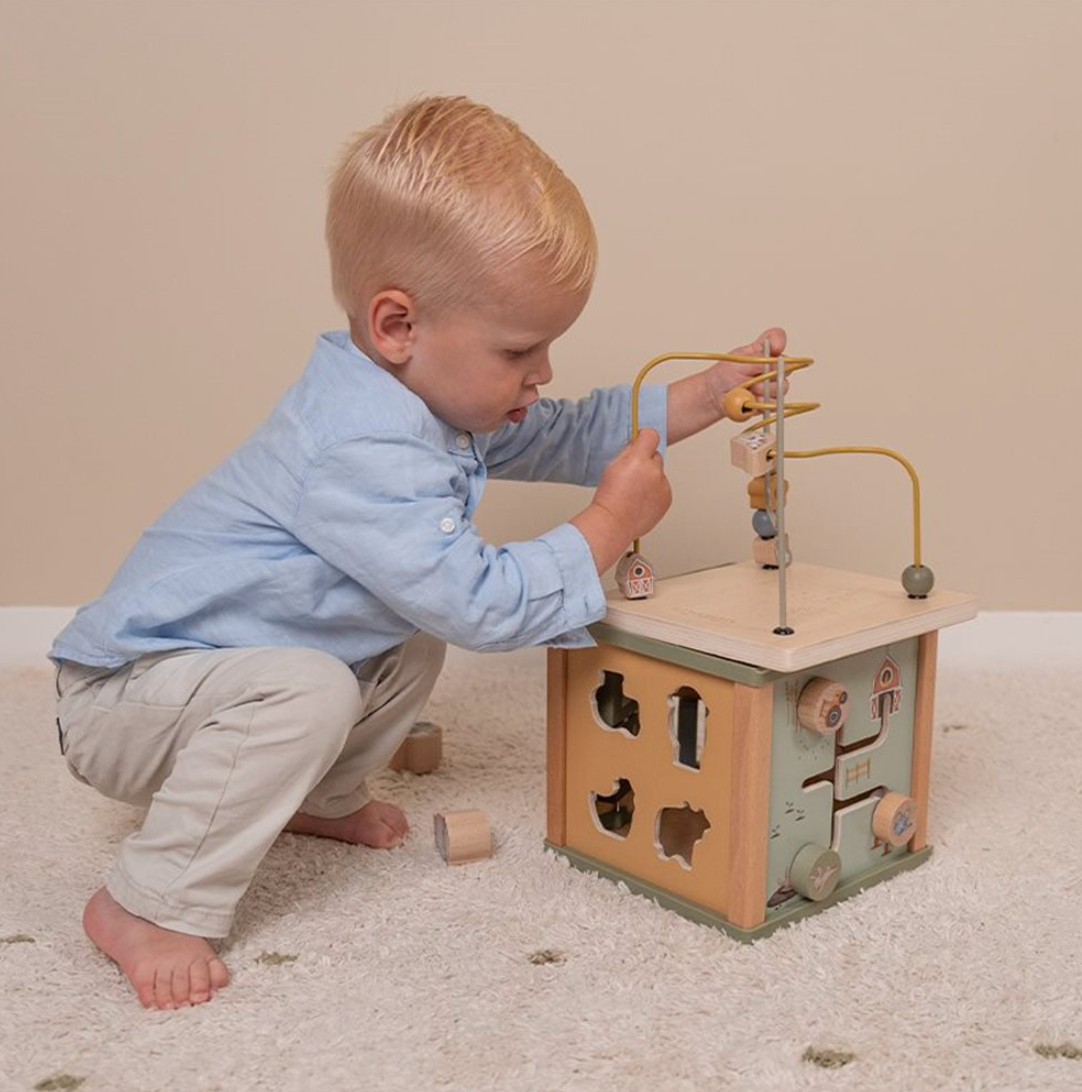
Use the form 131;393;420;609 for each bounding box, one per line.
2;0;1079;610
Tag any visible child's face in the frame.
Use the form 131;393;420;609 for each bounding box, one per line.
393;270;589;433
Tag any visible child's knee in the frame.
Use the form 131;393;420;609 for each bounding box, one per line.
412;632;447;682
284;649;366;737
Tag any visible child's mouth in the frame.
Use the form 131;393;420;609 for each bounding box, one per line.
507;407;527;423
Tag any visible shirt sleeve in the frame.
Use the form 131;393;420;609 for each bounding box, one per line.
481;382;668;485
291;434;608;652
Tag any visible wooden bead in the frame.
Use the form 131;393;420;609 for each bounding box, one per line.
747;476;789;507
797;678;849;735
434;809;492;865
387;721;443;774
872;792;917;847
721;385;756;422
752;534;790;568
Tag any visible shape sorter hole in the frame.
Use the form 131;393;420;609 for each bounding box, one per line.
655;804;711;869
667;687;707;769
592;671;641;737
590;778;636;839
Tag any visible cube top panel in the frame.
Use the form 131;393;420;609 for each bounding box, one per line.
603;562;978;672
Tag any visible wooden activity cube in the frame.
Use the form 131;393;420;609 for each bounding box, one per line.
546;562;977;941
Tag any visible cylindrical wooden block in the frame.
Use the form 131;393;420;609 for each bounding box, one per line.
387;721;443;774
873;792;917;847
434;809;491;865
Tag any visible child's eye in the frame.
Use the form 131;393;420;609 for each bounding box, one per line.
505;348;532;360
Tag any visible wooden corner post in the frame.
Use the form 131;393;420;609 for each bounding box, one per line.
546;648;569;846
908;630;939;853
727;682;774;931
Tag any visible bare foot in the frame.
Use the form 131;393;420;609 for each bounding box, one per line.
284;798;409;849
83;887;230;1010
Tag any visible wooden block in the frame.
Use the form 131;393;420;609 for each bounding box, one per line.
546;649;569;846
730;432;775;476
728;683;774;930
387;721;443;773
615;551;655;600
752;534;791;568
434;809;492;865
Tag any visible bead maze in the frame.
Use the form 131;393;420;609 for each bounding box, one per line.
545;349;977;940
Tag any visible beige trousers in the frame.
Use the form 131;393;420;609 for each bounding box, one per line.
55;634;445;938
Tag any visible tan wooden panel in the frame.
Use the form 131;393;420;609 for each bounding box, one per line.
563;643;735;914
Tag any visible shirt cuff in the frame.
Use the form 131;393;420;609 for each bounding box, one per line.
534;521;608;633
635;383;668;460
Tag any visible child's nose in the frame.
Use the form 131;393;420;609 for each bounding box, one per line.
529;356;553;386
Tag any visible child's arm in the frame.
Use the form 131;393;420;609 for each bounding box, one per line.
570;428;670;573
666;328;787;444
481;328;786;484
292;434;643;652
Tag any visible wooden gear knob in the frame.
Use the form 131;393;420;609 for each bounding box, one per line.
797;678;849;735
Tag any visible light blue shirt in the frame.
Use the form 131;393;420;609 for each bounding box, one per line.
51;332;667;668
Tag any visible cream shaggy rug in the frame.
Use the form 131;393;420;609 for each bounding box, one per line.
1;612;1081;1092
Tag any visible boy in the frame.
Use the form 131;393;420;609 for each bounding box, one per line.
51;95;784;1009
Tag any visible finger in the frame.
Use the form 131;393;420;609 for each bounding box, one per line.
763;327;787;355
632;427;660;454
729;327;787;359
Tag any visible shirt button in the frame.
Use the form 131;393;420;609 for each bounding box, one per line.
439;517;456;534
456;434;470;450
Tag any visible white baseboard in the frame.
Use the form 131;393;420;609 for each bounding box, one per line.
1;607;76;668
1;607;1078;671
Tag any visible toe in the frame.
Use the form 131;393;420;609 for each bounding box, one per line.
378;820;404;848
172;962;193;1007
209;956;230;991
153;967;175;1010
375;801;409;840
189;958;212;1004
132;965;157;1009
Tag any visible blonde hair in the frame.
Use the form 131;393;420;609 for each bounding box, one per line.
326;96;596;317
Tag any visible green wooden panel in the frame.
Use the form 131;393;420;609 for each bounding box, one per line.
547;841;932;943
588;623;782;687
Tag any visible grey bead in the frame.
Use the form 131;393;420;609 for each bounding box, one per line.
752;509;776;538
902;565;935;597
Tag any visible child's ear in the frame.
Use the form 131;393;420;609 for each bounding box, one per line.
367;289;416;365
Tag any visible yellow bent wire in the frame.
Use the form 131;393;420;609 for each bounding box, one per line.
627;351;925;569
781;446;924;567
629;351;815;438
629;351;813;555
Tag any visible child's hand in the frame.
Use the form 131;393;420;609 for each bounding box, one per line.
707;327;788;409
598;427;671;538
572;428;672;572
